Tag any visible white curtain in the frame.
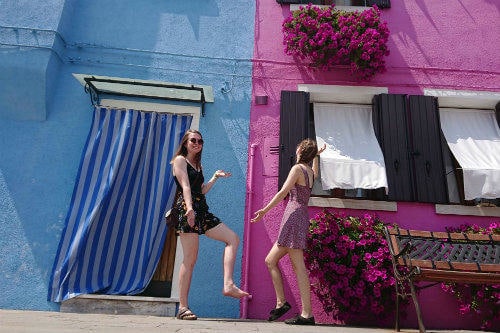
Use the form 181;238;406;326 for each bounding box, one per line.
439;108;500;200
314;103;388;192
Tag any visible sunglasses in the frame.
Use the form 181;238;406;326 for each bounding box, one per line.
189;138;204;145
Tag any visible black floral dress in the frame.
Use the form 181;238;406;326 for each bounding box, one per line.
173;163;221;234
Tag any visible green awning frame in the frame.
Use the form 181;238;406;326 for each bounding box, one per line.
73;74;214;116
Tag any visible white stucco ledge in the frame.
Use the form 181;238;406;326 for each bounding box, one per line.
61;294;179;302
60;294;179;317
435;204;500;217
309;197;397;212
424;89;500;110
298;84;388;104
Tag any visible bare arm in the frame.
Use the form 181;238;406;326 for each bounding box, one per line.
251;165;301;223
172;156;195;226
312;156;320;179
313;143;327;179
201;170;231;195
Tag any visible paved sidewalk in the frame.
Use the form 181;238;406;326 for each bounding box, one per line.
0;310;486;333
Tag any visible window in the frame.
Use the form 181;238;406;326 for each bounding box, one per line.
440;108;500;205
314;103;388;194
277;0;391;9
426;89;500;209
278;86;500;211
278;86;390;203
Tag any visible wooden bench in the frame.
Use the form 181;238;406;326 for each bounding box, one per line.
383;226;500;333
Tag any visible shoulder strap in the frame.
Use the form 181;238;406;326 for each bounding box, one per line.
299;165;312;188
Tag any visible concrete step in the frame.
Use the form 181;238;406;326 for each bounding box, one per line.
60;294;179;317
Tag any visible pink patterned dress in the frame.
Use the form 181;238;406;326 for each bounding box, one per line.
277;165;313;249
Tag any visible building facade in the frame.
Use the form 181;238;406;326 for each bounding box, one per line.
243;0;499;330
0;0;255;319
1;0;499;331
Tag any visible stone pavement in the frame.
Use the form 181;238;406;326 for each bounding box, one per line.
0;310;487;333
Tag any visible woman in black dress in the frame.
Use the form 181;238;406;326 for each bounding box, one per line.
171;130;249;320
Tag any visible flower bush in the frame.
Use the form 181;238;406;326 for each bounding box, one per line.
305;210;499;329
441;222;500;331
305;210;397;323
282;4;390;80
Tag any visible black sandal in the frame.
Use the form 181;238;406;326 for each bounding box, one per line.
268;301;291;321
176;307;198;320
284;315;315;325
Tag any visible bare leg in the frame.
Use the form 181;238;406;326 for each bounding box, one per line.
288;248;312;318
205;223;250;298
178;233;199;309
265;243;288;308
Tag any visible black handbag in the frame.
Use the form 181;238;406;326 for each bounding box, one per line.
166;188;181;227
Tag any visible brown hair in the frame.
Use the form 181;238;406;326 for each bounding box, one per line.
296;138;318;164
171;129;203;168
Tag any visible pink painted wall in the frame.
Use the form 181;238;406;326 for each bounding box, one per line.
243;0;500;331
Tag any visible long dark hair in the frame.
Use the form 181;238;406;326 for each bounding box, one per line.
296;138;318;165
171;129;203;168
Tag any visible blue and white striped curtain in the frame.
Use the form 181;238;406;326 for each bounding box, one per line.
48;106;192;302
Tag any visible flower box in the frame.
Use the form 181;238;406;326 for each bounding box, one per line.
283;4;390;80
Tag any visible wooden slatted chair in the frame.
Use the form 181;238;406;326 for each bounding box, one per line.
383;226;500;333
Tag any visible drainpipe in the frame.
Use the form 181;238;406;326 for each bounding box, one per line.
241;143;258;318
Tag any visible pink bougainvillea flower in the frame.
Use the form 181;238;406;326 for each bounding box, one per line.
283;4;390;81
305;209;397;323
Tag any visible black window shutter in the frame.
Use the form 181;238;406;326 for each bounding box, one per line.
278;91;310;189
366;0;391;9
495;101;500;128
408;95;448;203
372;94;415;201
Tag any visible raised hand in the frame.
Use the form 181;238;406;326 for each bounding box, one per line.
251;209;265;223
214;169;232;178
318;143;327;155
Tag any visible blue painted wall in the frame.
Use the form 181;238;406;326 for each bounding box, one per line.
0;0;255;318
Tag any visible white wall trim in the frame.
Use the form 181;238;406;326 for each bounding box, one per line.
435;204;500;217
424;89;500;109
298;84;388;104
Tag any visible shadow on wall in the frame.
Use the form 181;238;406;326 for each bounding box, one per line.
60;1;220;48
0;168;57;310
0;82;91;310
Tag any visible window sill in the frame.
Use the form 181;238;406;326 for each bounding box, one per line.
309;197;397;211
435;204;500;217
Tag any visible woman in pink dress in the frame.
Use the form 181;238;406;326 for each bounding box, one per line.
252;139;325;325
